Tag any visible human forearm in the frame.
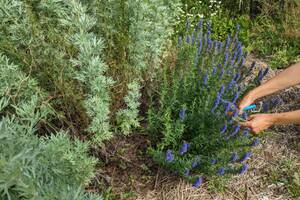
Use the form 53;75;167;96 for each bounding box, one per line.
250;62;300;100
272;109;300;125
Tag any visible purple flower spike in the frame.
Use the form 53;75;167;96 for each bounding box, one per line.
166;150;174;163
198;39;203;55
263;67;269;77
230;124;241;137
179;108;187;121
230;152;238;162
240;151;252;162
211;159;217;165
211;93;221;113
257;69;264;81
219;85;225;95
224;52;229;66
220;124;227;134
220;68;225;78
228;79;236;90
212;67;217;76
234;73;241;82
192;156;200;168
242;128;250;137
236;24;241;32
186;35;191;44
179;141;190;155
217;167;225;176
232;92;240;104
198;19;204;29
251;138;260;147
225;35;231;50
184;168;190;176
239;164;249;174
192;176;204;188
241;112;248;120
203;73;208;85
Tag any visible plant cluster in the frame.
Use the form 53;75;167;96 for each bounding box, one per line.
148;20;281;188
0;54;102;199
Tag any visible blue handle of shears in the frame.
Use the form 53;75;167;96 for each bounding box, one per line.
243;104;256;111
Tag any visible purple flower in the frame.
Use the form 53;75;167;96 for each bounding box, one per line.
217;167;225;176
234;73;241;81
198;19;204;29
192;176;204;188
225;102;231;113
179;141;190;155
224;52;229;66
184;168;190;176
232;92;240;104
225;35;231;50
211;93;221;113
236;24;241;32
220;68;225;78
186;35;191;44
263;67;269;77
211;159;217;165
219;85;225;95
228;79;236;90
242;128;250;137
192;156;200;168
230;152;238;162
203;73;208;85
251;138;260;147
241;112;248;120
198;39;203;55
257;69;264;82
220;124;227;134
230;124;241;137
179;108;187;121
240;151;252;162
212;67;217;76
239;164;248;174
166;150;174;163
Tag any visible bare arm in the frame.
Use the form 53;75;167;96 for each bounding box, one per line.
239;62;300;110
240;110;300;134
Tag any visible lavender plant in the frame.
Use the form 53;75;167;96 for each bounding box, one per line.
148;20;269;187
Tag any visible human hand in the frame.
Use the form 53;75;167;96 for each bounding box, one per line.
238;91;257;113
240;114;275;134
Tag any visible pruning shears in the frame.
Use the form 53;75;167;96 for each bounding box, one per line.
231;103;263;123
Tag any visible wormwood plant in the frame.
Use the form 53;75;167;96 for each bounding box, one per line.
148;20;281;188
85;0;181;134
0;54;102;199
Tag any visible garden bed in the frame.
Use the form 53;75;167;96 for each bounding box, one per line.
89;57;300;200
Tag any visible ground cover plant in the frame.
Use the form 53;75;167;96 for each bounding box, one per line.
147;20;282;188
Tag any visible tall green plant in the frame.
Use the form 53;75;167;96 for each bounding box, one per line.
147;21;277;187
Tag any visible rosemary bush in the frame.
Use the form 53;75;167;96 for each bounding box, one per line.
148;20;274;187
